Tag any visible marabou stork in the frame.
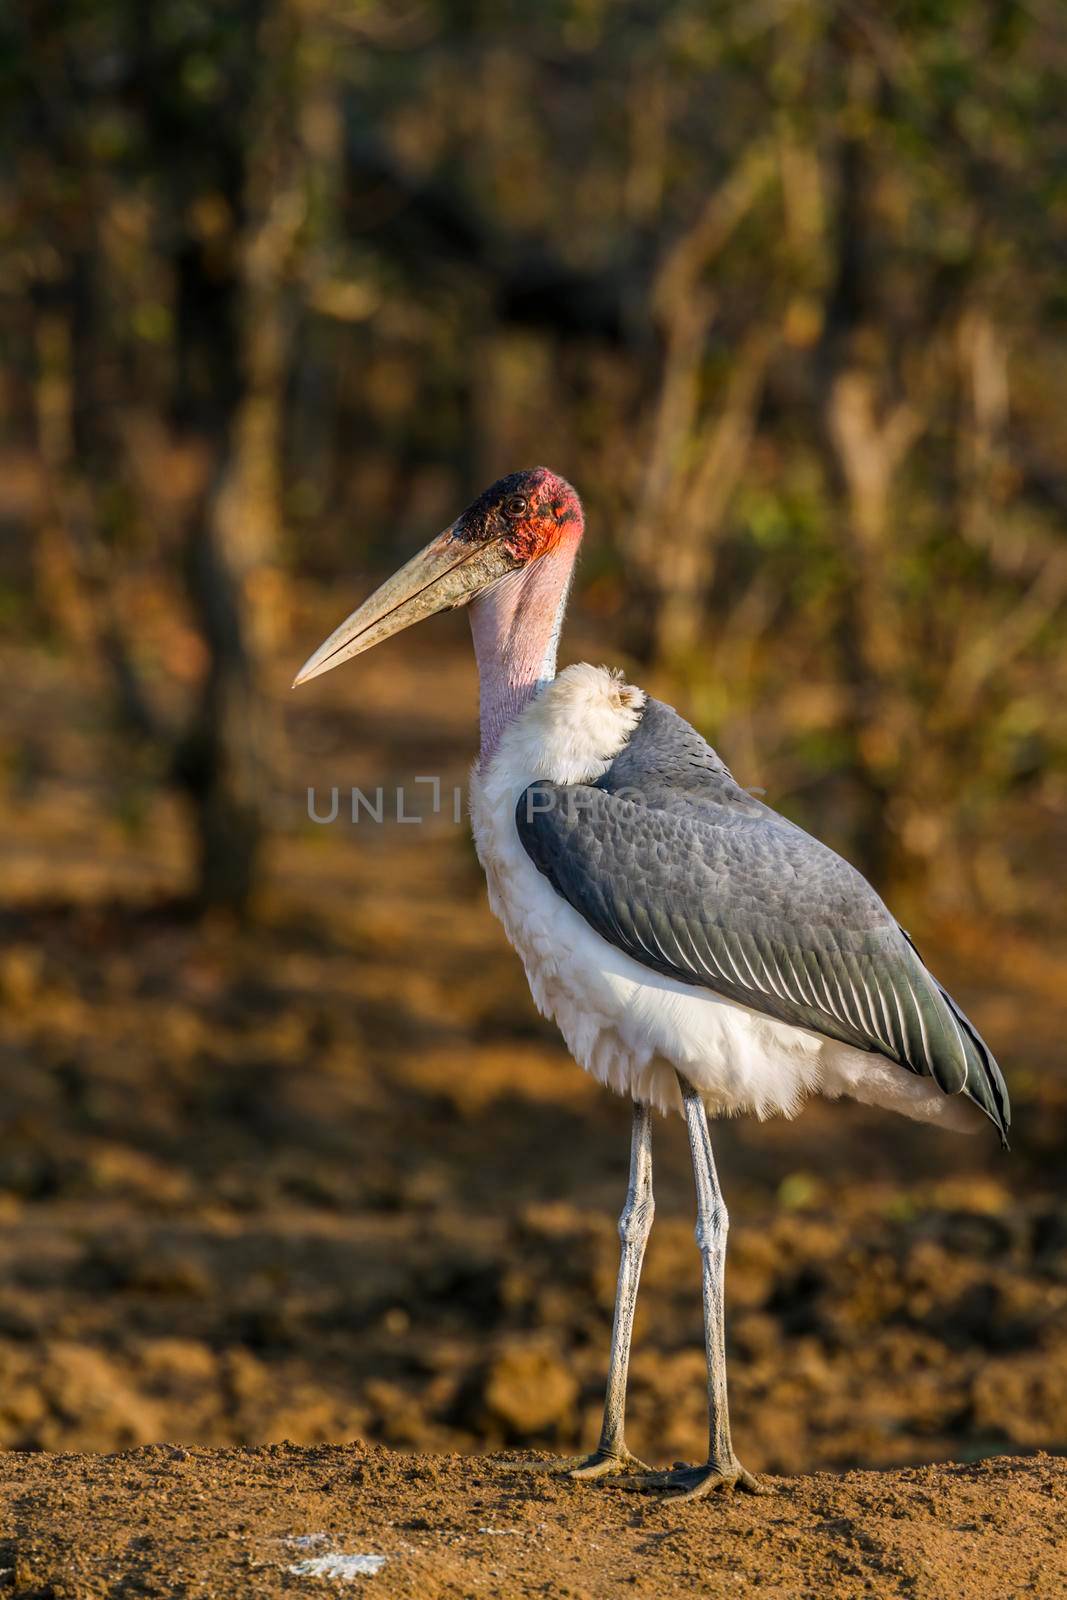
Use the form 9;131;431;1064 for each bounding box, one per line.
295;468;1009;1501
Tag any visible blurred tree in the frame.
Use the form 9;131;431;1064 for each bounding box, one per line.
8;0;312;913
1;0;1063;913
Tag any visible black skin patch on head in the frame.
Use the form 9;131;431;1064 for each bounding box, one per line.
452;469;550;545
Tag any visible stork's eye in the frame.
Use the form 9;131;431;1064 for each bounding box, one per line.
504;494;529;518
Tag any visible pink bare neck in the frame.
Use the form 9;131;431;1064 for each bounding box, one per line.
468;532;581;763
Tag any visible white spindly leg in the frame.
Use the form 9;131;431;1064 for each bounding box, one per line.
569;1100;654;1479
638;1076;765;1501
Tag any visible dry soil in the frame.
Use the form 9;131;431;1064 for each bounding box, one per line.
2;1443;1064;1599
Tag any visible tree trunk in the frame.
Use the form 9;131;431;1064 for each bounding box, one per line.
818;55;922;890
176;473;268;917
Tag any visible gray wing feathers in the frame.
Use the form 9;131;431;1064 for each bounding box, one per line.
515;697;1009;1144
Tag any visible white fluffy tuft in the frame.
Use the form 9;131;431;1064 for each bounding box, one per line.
482;663;645;792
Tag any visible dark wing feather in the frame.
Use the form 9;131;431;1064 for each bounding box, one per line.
516;698;1009;1144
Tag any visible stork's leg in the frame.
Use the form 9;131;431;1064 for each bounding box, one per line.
569;1100;654;1480
638;1076;764;1501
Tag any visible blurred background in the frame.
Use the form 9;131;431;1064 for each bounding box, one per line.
0;0;1065;1472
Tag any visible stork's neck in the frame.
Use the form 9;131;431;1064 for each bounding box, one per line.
469;538;578;763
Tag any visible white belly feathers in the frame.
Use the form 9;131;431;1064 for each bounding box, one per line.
469;664;980;1132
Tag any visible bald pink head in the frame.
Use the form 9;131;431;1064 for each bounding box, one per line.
292;465;584;757
452;467;583;565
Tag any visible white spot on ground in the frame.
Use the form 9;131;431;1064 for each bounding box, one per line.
287;1552;387;1580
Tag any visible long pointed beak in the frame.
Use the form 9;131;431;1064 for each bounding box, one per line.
293;527;518;687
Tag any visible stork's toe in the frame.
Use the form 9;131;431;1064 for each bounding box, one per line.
631;1458;767;1501
568;1444;650;1481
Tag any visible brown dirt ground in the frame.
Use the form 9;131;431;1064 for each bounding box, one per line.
2;1445;1065;1599
0;621;1065;1592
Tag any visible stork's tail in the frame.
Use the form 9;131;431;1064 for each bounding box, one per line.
932;976;1011;1148
897;928;1010;1148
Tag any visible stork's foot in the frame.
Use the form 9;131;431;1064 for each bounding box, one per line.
567;1444;650;1481
634;1457;767;1502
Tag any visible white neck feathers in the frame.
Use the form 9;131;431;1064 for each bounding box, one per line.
478;663;646;795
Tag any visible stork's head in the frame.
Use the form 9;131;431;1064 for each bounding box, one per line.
293;467;582;686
